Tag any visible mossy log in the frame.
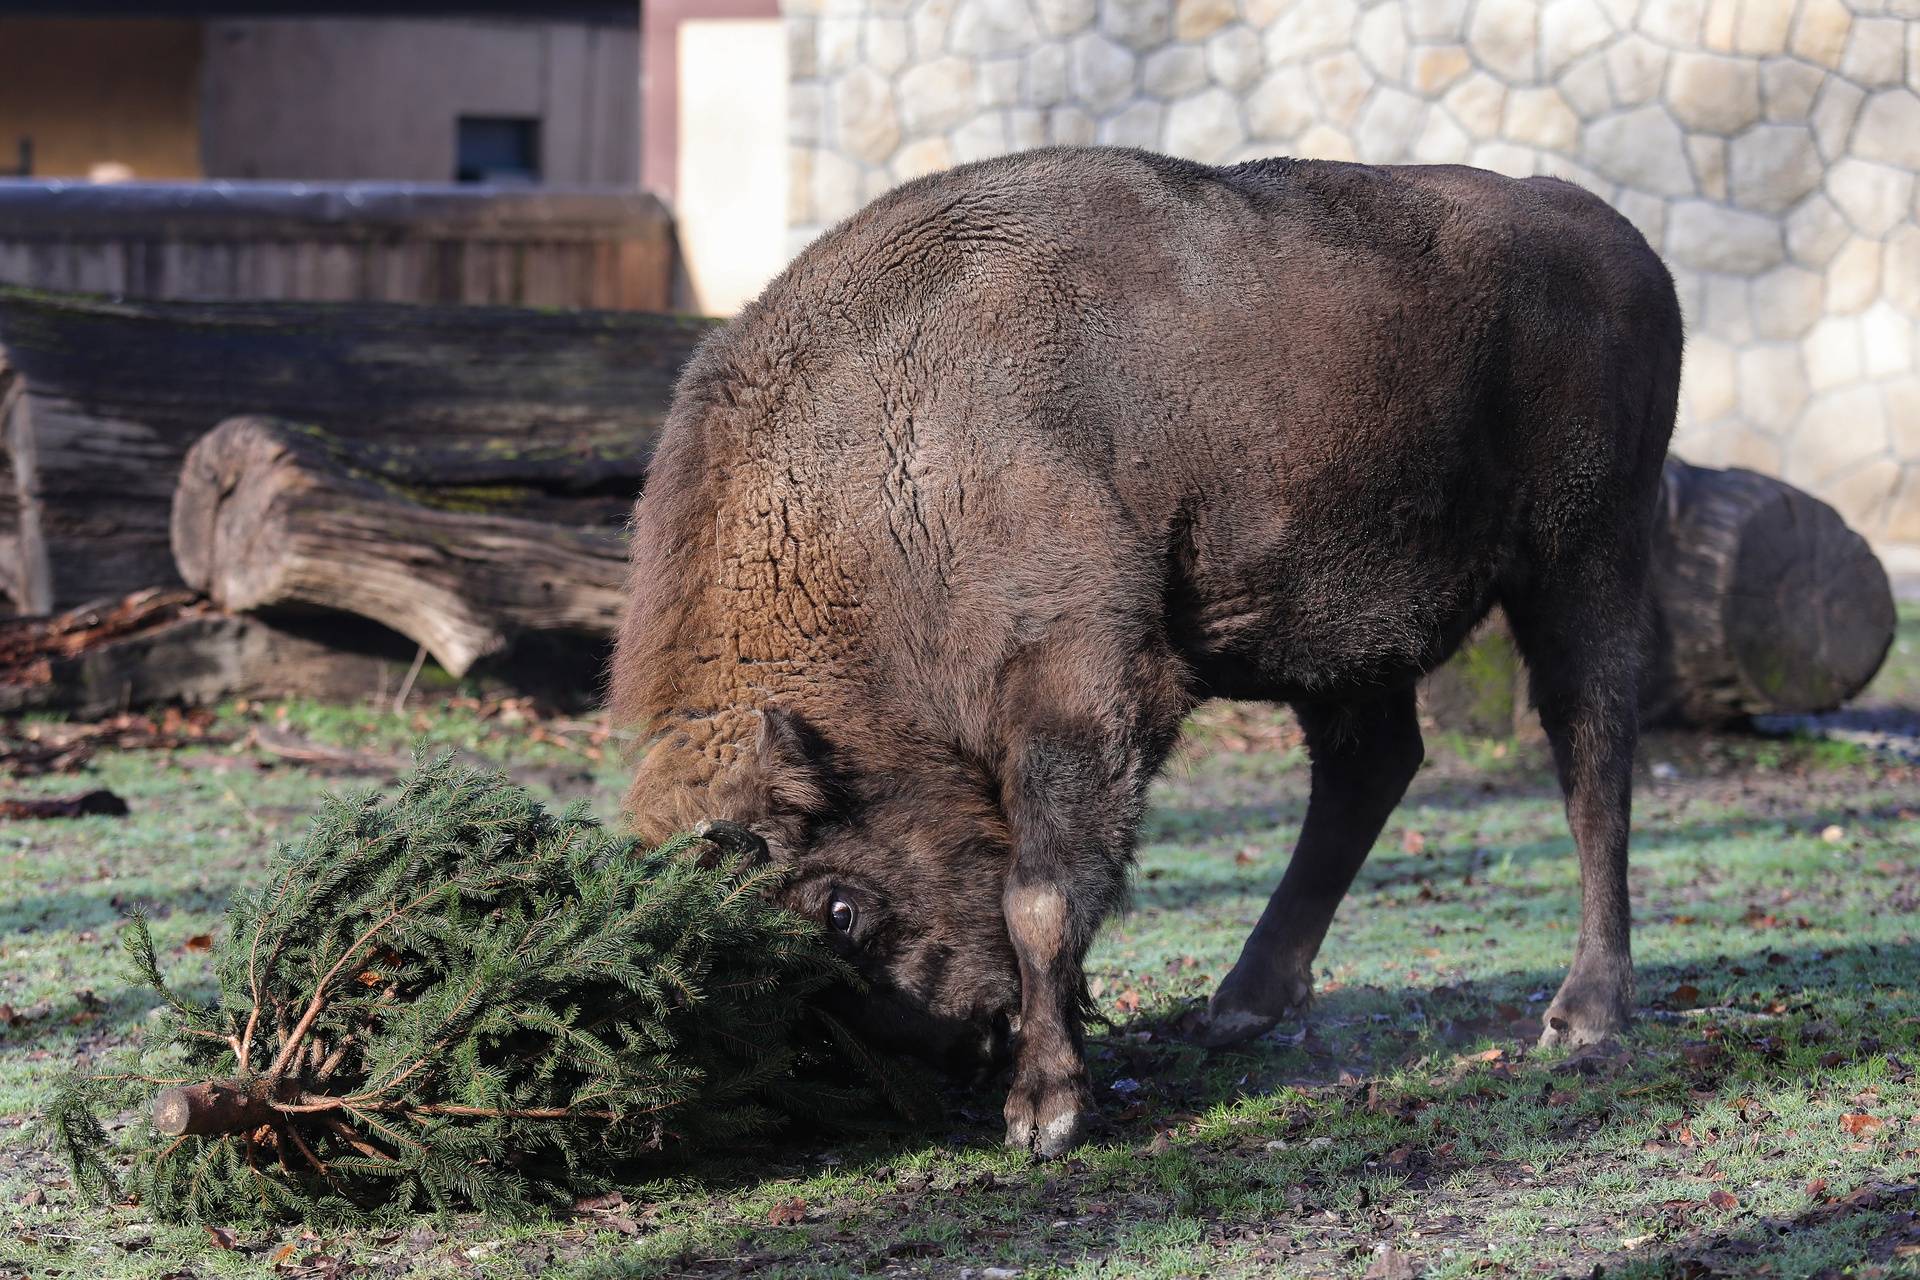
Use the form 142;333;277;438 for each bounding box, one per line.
173;416;627;676
1640;460;1896;727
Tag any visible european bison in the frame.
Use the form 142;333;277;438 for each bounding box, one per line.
613;147;1682;1156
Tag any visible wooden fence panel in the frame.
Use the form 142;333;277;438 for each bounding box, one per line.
0;182;676;310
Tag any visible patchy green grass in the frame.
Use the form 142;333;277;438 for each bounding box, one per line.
1860;603;1920;712
5;689;1920;1279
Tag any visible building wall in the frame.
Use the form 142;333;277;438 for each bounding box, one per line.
200;16;638;184
786;0;1920;549
0;19;204;179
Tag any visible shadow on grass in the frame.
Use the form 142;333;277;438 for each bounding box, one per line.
0;982;171;1123
9;939;1913;1277
475;937;1919;1278
1130;792;1919;918
0;881;243;941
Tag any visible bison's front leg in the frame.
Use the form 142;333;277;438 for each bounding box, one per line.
1002;876;1094;1157
1001;732;1136;1158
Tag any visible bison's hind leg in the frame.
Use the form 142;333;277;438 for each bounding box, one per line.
1502;567;1648;1048
1192;689;1423;1048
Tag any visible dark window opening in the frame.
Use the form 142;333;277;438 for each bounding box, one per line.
455;117;540;185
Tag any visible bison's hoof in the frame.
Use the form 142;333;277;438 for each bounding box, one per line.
1008;1108;1086;1159
1187;966;1311;1047
1538;969;1632;1049
1003;1077;1090;1159
1186;1004;1279;1048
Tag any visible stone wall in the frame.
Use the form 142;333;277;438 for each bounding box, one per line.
785;0;1920;549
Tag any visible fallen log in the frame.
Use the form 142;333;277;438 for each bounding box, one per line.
0;790;128;819
0;354;20;611
1642;460;1897;726
0;287;716;613
0;588;403;719
173;416;626;676
1;707;227;777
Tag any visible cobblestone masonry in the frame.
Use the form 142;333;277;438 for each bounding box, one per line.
785;0;1920;550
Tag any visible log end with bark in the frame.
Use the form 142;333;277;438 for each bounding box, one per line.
151;1079;281;1138
1414;461;1895;734
1643;460;1898;727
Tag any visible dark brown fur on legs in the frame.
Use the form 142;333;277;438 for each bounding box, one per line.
1197;690;1424;1047
1503;557;1650;1046
610;147;1683;1154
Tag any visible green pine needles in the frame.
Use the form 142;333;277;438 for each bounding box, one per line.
48;750;920;1224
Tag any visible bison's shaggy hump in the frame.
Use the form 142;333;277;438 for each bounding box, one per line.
612;145;1680;1155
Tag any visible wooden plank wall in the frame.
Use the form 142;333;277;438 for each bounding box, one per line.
0;183;677;310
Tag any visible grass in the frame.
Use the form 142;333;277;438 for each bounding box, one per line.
4;625;1920;1278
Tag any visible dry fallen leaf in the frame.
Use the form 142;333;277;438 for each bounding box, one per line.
1363;1243;1423;1280
767;1197;808;1226
1840;1113;1884;1136
1401;829;1426;855
1680;1041;1722;1070
204;1225;241;1250
574;1191;627;1214
1115;988;1141;1014
1707;1189;1739;1210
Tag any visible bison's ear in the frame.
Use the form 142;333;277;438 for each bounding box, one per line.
752;705;835;818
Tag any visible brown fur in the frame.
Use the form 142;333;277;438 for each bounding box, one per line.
612;147;1682;1153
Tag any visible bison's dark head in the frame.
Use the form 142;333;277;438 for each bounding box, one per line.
626;706;1021;1080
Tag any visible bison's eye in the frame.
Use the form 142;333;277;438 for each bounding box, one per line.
829;897;857;934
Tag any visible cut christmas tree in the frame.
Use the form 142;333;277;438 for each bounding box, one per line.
48;751;924;1224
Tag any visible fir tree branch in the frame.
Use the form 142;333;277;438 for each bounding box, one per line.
320;1115;395;1163
240;858;306;1071
338;1101;427;1154
50;754;921;1223
314;1036;356;1083
281;1121;328;1176
265;886;446;1081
